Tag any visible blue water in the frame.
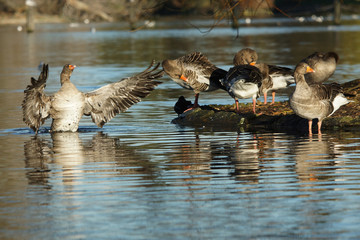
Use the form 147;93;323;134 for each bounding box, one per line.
1;18;360;239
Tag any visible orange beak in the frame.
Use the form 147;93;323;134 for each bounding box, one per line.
180;74;188;82
306;66;315;73
69;65;76;70
250;62;256;66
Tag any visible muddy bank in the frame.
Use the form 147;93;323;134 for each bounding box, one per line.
171;79;360;132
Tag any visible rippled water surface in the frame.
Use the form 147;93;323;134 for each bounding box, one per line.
1;18;360;239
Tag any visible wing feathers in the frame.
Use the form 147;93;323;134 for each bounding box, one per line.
22;64;51;133
85;60;163;127
313;82;343;101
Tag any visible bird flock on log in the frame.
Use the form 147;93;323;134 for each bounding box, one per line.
22;49;351;135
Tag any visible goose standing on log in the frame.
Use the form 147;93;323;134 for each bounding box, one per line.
233;48;295;104
222;58;269;114
22;61;163;134
289;61;350;135
162;52;227;111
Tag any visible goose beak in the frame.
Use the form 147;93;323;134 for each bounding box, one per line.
306;66;315;73
69;65;76;70
250;62;256;66
180;74;188;82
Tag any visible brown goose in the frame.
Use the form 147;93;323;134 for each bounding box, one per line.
22;61;163;133
222;62;269;114
289;61;350;135
233;48;295;104
162;52;227;110
302;52;339;84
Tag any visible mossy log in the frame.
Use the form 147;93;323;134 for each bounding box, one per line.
171;79;360;132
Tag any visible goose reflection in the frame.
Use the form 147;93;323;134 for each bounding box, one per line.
228;134;262;183
24;132;158;187
292;134;340;183
165;134;212;181
24;136;52;186
166;133;264;183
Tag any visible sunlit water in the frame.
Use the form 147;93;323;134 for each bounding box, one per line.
1;17;360;239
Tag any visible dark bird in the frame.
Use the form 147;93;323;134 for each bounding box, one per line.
22;61;163;133
174;96;192;115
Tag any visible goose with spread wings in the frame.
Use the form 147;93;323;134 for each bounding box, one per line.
22;61;163;133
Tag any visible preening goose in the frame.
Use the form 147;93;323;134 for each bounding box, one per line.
301;51;339;84
222;62;269;114
233;48;294;104
22;61;163;133
162;52;227;110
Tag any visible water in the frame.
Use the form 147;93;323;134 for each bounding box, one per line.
1;18;360;239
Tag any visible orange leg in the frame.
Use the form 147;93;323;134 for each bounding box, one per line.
252;98;256;114
235;98;240;113
184;93;200;112
318;120;322;135
308;119;313;135
263;92;267;104
271;91;276;104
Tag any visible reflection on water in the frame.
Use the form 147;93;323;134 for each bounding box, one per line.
24;132;159;187
1;20;360;238
294;135;338;183
17;131;360;239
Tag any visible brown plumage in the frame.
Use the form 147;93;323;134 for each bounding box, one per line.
233;48;258;66
162;52;227;109
302;52;339;84
22;61;163;133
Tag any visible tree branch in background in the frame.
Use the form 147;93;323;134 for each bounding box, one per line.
189;0;274;37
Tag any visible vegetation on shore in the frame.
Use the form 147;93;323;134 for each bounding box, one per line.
1;0;360;28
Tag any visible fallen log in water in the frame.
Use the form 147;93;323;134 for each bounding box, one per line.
171;79;360;132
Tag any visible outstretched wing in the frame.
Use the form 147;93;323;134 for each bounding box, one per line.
84;61;163;127
22;64;51;133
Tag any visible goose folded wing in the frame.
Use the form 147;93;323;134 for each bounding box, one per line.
182;52;219;76
84;61;163;127
312;82;343;101
226;65;263;87
22;64;51;133
268;64;293;75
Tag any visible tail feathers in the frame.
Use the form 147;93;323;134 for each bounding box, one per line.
330;93;351;116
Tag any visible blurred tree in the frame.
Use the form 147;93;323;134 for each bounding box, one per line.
0;0;161;27
0;0;359;29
